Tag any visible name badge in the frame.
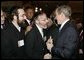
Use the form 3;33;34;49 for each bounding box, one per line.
18;40;24;47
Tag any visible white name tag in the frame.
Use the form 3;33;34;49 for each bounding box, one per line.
18;40;24;47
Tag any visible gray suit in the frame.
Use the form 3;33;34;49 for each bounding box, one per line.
51;21;79;59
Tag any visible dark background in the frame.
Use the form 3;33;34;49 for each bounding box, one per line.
1;1;83;23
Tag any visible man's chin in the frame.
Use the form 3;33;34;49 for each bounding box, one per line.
43;26;47;29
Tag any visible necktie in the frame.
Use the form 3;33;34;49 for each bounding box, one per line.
43;29;47;42
57;24;61;32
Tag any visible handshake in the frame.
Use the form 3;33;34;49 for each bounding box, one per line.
44;36;54;59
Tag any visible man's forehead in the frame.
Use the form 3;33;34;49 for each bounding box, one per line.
39;13;46;17
38;14;47;19
18;9;25;14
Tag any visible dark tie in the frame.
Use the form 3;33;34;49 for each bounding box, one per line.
43;29;47;42
58;24;61;28
57;24;61;32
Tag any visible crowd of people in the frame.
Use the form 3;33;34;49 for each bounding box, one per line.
1;4;83;59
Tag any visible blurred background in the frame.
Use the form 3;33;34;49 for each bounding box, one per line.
1;1;83;30
1;1;83;19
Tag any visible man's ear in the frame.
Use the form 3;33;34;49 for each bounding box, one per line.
36;20;39;24
13;15;17;20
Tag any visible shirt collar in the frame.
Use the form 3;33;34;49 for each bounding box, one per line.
36;24;44;38
59;19;70;31
26;19;31;25
12;22;21;32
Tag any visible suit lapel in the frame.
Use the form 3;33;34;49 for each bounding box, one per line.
9;23;20;39
59;21;70;36
34;25;45;42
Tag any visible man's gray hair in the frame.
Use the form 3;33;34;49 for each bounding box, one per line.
56;5;71;17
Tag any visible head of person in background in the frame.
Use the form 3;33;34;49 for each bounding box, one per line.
11;7;27;28
50;10;56;23
1;9;5;25
76;22;83;33
75;18;83;31
34;11;49;29
49;10;59;28
54;5;71;25
24;5;34;21
48;10;58;28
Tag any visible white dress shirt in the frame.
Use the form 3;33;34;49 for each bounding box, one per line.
36;24;44;38
26;19;31;25
59;19;70;31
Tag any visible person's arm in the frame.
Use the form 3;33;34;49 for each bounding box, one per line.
25;25;32;35
25;31;35;58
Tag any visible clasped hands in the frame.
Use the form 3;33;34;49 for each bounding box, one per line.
46;36;53;52
44;36;54;59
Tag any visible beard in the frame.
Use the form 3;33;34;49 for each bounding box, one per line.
18;20;27;28
40;24;47;29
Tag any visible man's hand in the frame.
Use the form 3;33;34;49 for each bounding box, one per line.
25;25;32;35
43;53;52;59
46;36;53;52
79;49;83;54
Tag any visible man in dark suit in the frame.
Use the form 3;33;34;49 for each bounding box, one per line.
1;9;7;58
23;5;35;35
45;5;79;59
25;12;49;59
24;5;34;25
1;7;26;59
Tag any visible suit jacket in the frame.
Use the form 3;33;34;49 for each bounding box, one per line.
24;24;47;59
46;24;59;45
1;28;5;58
1;23;25;59
51;20;79;59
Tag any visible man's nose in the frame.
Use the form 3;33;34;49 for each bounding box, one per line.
24;15;27;19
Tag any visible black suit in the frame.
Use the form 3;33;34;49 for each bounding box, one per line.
1;23;25;59
25;24;47;59
46;24;59;45
1;22;10;58
51;20;79;59
1;27;5;58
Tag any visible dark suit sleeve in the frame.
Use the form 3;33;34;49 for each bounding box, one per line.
1;30;6;58
51;27;78;58
25;30;46;59
24;31;35;58
1;30;14;58
25;31;40;59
